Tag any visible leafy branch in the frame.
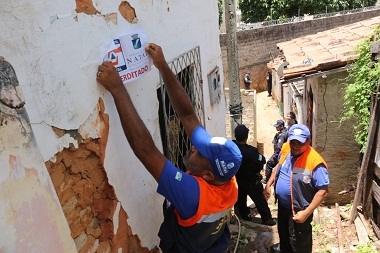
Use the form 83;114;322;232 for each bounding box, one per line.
342;25;380;153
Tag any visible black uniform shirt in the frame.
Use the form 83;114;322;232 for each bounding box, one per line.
233;141;266;182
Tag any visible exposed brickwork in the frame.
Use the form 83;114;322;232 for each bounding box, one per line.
75;0;99;15
119;1;137;23
45;100;159;252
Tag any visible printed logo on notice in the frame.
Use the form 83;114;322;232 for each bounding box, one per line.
175;171;182;181
131;34;141;49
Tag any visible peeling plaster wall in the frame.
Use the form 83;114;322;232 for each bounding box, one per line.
0;58;77;252
0;0;224;250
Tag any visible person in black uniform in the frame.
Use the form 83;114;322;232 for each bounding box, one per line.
262;120;288;184
233;124;276;226
244;72;252;90
266;71;272;97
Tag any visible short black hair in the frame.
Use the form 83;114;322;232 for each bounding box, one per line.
234;124;249;141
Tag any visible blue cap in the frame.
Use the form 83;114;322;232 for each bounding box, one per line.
274;119;285;127
191;126;242;182
288;124;311;143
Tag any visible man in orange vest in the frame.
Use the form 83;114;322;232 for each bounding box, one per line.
96;43;242;252
265;124;329;253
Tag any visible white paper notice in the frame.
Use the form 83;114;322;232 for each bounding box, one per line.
103;29;151;84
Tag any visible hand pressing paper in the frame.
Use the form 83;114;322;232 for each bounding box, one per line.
103;29;152;84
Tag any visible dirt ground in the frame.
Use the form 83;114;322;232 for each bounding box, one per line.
225;89;379;253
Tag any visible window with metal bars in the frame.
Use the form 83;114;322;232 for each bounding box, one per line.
157;46;205;172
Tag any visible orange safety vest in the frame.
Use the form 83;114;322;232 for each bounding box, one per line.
278;146;328;214
278;142;290;164
175;176;238;227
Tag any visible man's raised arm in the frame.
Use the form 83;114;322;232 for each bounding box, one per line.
145;43;201;137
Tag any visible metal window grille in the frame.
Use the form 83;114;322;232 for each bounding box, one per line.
157;46;205;171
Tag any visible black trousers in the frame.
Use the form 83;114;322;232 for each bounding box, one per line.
267;81;272;95
277;204;313;253
265;153;278;181
236;179;272;222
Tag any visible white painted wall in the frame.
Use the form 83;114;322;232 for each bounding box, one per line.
0;0;226;250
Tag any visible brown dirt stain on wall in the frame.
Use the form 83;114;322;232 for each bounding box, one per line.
46;99;159;252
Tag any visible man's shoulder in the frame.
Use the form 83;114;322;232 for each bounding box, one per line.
279;129;288;138
308;147;328;168
239;143;257;151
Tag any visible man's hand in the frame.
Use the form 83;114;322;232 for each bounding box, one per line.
97;62;123;95
263;185;271;201
292;210;310;223
145;43;167;70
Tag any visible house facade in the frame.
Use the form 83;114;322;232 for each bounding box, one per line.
268;17;380;204
0;1;226;251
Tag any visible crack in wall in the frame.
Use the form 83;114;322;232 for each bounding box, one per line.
0;57;25;109
0;57;33;146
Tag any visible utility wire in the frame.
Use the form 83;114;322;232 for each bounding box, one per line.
232;212;242;253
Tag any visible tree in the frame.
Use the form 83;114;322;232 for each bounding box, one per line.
218;0;223;27
238;0;377;23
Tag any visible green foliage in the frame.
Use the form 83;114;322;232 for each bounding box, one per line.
342;25;380;153
238;0;377;23
311;221;322;233
345;203;353;209
356;243;378;253
218;0;223;27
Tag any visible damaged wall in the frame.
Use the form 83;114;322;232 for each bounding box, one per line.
45;115;157;252
0;57;77;252
0;0;225;251
308;73;360;204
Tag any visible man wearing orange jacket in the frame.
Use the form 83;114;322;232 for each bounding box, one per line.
96;43;242;253
265;124;329;253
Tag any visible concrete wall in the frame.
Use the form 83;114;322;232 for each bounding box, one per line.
0;0;225;251
306;72;359;204
220;8;380;92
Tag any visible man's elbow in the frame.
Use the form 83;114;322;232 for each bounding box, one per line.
319;188;329;199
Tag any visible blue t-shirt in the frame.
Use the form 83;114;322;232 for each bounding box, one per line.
276;153;329;209
157;160;200;220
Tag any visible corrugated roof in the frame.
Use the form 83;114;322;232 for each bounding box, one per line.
270;16;380;80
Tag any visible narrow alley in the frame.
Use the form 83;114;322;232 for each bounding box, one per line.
225;90;373;253
225;89;282;253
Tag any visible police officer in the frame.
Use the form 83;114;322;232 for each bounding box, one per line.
233;124;276;226
262;120;288;184
243;72;252;90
